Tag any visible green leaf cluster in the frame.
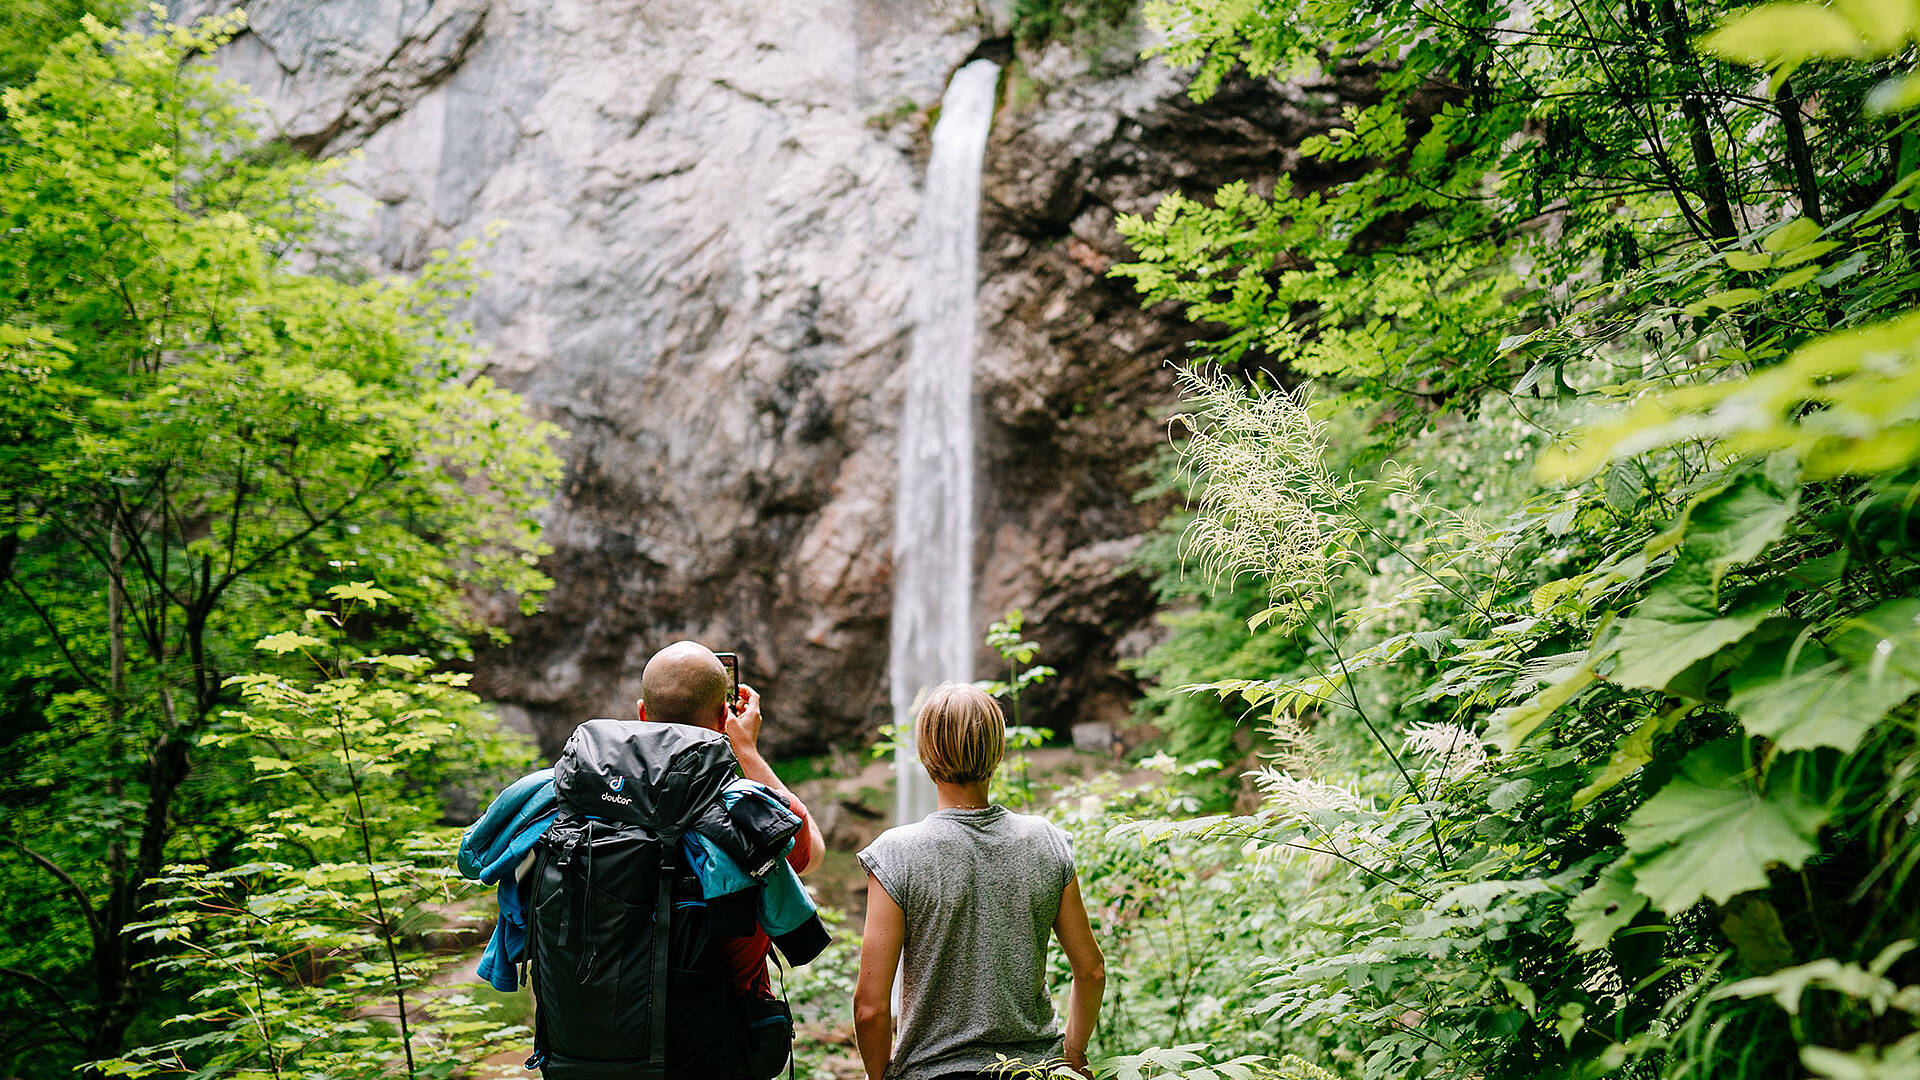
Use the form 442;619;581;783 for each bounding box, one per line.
0;12;558;1073
1097;0;1920;1075
99;600;533;1078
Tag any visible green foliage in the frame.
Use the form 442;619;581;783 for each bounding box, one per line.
1098;1045;1342;1080
976;609;1059;806
977;608;1061;722
1012;0;1138;49
0;11;559;1073
1098;0;1920;1075
0;0;125;89
100;587;532;1078
1122;583;1302;771
785;906;860;1080
1051;759;1289;1055
877;611;1062;805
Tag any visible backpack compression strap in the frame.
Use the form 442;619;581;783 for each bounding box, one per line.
651;826;682;1075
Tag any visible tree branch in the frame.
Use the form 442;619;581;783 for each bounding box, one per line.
2;838;106;950
215;456;404;599
0;569;104;693
0;967;86;1043
223;446;247;581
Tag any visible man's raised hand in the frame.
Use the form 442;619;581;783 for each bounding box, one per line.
725;684;765;752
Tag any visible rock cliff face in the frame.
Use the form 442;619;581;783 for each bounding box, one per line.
180;0;1350;756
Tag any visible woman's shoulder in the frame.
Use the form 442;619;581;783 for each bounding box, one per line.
992;809;1074;853
862;810;1067;856
861;821;909;851
859;818;935;861
991;807;1059;833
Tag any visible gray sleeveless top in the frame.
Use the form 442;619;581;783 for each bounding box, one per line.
857;806;1075;1080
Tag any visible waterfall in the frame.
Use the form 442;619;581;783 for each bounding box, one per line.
890;58;1000;825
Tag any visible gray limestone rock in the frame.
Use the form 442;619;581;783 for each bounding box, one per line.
180;0;1347;756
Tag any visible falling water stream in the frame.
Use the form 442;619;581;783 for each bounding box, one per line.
890;58;1000;826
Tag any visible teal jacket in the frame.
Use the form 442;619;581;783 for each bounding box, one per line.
459;771;825;991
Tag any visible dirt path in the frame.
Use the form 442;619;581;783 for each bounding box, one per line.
431;950;533;1078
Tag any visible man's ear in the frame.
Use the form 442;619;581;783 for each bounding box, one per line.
636;699;648;723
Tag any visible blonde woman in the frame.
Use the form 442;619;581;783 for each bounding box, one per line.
854;682;1106;1080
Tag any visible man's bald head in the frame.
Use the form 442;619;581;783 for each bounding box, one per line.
638;641;729;728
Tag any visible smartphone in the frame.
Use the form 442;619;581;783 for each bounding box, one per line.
715;652;739;707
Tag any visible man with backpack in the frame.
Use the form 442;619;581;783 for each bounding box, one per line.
460;641;830;1080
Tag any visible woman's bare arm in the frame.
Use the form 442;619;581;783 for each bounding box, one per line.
1053;878;1105;1078
855;872;907;1080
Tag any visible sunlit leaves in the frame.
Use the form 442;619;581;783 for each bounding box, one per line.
0;10;564;665
1605;574;1775;692
1682;288;1767;318
110;613;533;1078
1868;70;1920;111
0;13;556;1072
1834;600;1920;678
1487;655;1598;749
1599;472;1800;691
255;632;324;655
1548;311;1920;481
325;581;396;608
1727;601;1920;751
1116;0;1920;1072
1703;4;1872;65
1704;0;1920;75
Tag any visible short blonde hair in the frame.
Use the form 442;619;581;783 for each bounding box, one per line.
914;682;1005;784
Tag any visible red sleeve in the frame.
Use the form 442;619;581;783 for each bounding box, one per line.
782;792;817;875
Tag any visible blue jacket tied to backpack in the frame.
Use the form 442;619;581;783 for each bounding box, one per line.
459;766;825;992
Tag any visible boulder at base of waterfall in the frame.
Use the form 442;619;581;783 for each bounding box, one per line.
1071;721;1118;756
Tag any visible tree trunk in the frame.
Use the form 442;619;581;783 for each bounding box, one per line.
1775;80;1823;226
1656;0;1738;242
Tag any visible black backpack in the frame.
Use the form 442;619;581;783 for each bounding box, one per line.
526;719;796;1080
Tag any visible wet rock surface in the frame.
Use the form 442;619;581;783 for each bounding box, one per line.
177;0;1352;756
